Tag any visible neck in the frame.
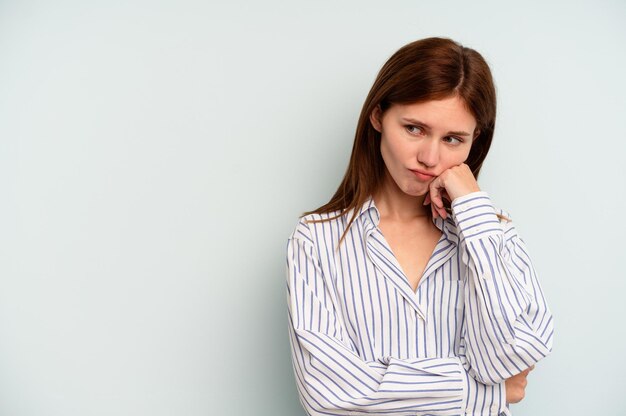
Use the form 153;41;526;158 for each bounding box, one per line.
373;172;431;222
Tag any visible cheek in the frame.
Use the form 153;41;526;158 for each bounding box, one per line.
442;146;472;168
379;136;396;168
381;135;410;165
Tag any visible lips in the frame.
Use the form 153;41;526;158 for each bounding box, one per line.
409;169;436;181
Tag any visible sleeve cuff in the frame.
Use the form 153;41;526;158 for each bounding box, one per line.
461;367;507;415
451;191;503;241
377;356;466;400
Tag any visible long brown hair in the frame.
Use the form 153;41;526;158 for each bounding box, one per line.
303;37;500;246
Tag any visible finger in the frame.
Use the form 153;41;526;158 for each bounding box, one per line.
431;202;438;219
435;201;447;219
435;202;446;219
423;193;431;206
428;177;449;220
429;188;440;209
433;190;447;220
430;193;444;219
428;178;444;209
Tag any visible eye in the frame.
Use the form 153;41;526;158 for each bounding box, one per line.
405;125;424;135
443;136;463;145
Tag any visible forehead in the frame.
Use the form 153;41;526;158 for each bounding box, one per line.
390;97;477;130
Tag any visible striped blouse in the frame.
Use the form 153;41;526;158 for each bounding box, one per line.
285;191;554;416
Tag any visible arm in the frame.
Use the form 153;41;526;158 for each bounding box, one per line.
286;220;506;416
452;191;554;385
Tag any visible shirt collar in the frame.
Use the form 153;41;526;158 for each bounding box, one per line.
350;195;459;246
344;195;379;226
433;214;459;246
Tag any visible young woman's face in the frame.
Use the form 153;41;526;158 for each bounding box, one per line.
370;95;478;198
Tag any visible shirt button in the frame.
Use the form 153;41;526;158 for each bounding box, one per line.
482;271;492;280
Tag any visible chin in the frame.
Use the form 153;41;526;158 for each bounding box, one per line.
403;186;428;197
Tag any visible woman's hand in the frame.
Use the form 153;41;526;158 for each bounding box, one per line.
423;163;480;219
505;365;535;404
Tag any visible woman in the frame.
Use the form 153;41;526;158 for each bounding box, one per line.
285;37;553;416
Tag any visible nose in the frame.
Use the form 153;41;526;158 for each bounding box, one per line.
417;138;439;168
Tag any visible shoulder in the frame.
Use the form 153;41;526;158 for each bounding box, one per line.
287;209;346;245
288;215;315;246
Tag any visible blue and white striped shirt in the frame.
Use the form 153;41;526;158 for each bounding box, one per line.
286;191;553;416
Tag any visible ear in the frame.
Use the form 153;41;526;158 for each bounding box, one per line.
369;105;383;133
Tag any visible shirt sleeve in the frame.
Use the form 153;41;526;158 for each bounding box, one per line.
451;191;554;385
286;219;507;416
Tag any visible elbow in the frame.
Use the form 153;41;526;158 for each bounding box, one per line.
469;367;503;386
464;342;532;385
463;355;504;385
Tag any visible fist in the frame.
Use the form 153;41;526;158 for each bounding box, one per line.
424;163;480;219
505;365;535;404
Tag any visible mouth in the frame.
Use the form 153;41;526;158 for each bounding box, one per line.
409;169;436;181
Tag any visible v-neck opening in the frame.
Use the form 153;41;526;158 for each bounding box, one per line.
376;228;446;295
413;232;446;294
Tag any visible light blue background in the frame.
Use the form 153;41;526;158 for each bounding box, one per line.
1;1;624;415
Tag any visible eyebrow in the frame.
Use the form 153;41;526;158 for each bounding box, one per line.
400;117;473;137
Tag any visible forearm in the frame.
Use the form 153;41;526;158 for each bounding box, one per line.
288;272;469;414
289;322;507;416
452;192;554;384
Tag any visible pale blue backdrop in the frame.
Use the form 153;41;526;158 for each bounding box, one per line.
1;0;624;415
